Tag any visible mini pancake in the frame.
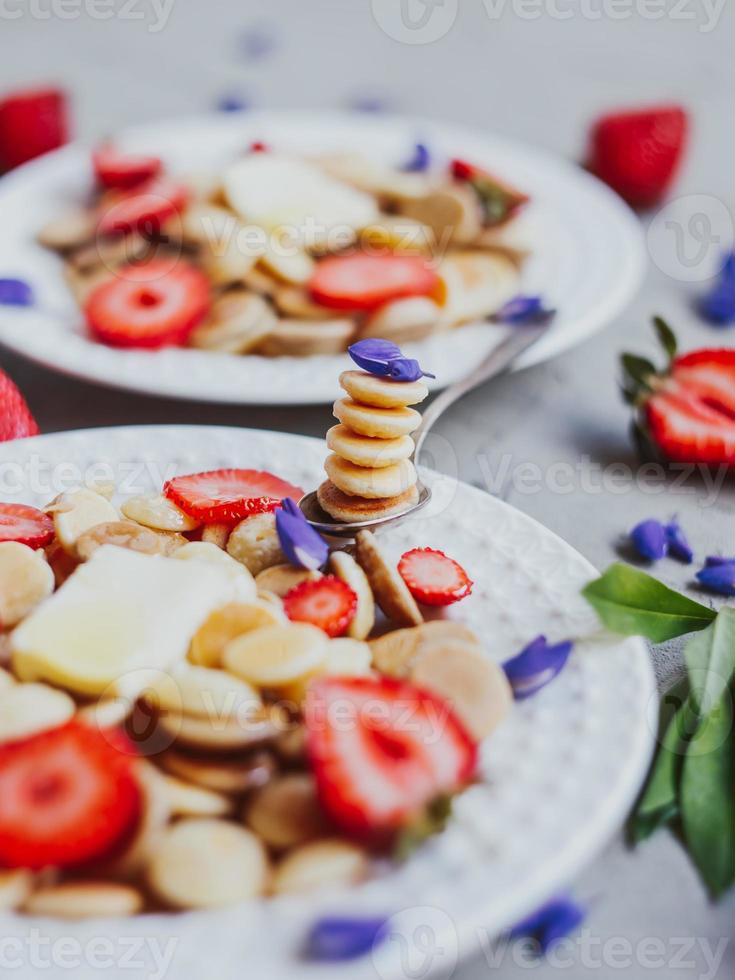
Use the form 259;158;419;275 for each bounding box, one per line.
325;454;417;499
327;424;414;469
317;481;419;523
339;370;429;409
333;398;421;439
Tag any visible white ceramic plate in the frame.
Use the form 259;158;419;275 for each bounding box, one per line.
0;425;655;980
0;112;645;405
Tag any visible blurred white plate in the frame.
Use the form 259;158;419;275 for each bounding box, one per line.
0;425;655;980
0;112;644;405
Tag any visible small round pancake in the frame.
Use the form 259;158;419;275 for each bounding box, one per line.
333;398;421;439
317;481;419;523
327;424;414;469
325;454;417;499
339;371;428;408
354;530;423;628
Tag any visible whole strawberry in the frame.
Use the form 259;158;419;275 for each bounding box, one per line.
622;317;735;466
0;86;69;172
0;367;39;441
588;105;688;209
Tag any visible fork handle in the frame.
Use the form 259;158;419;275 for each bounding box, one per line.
413;325;546;463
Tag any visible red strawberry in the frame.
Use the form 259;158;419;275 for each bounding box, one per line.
587;105;688;209
309;253;439;312
305;676;477;837
0;502;53;548
0;87;69;172
450;158;529;226
0;369;39;441
0;722;141;870
97;177;188;237
93;144;162;190
623;318;735;465
84;259;210;349
163;469;305;524
283;576;357;637
398;548;473;606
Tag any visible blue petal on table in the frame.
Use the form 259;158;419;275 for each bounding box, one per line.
216;94;251;113
401;142;431;173
238;23;277;61
503;635;574;700
509;895;586;954
630;519;668;562
695;558;735;596
0;278;34;307
698;252;735;326
492;295;556;326
305;916;389;962
347;95;391;114
275;498;328;571
665;519;693;564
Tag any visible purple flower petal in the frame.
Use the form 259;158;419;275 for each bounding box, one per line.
696;560;735;596
699;252;735;326
348;339;434;382
305;917;388;962
275;498;328;571
0;278;34;307
630;519;668;562
503;636;574;700
704;555;735;567
386;357;436;382
665;520;693;564
238;24;277;62
509;896;586;955
401;142;431;173
493;295;556;326
216;94;251;113
349;95;390;114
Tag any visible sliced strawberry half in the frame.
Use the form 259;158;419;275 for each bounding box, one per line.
283;576;357;637
0;87;69;172
587;105;688;209
0;369;39;442
0;502;54;548
305;676;477;838
398;548;473;606
84;259;210;349
309;253;439;312
93;144;162;190
97;177;188;237
163;469;305;524
0;722;141;870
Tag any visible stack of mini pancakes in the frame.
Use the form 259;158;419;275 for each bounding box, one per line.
317;371;429;523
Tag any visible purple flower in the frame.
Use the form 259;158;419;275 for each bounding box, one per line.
348;339;434;382
275;498;328;571
493;295;555;326
503;636;574;700
217;94;251;113
509;895;586;954
238;23;277;62
665;519;693;564
0;278;34;307
402;142;431;173
699;252;735;326
348;95;389;114
305;917;388;962
630;519;668;562
696;559;735;597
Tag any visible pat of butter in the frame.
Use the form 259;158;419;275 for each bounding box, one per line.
11;545;241;699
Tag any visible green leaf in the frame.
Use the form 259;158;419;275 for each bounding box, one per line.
684;607;735;714
393;794;454;862
652;316;678;364
680;693;735;898
630;678;693;843
621;353;657;392
583;564;717;642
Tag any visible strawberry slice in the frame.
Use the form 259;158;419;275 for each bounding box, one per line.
587;105;688;209
309;253;439;312
283;576;357;637
305;676;477;837
85;259;210;349
0;722;141;870
97;177;188;237
0;369;39;442
0;87;69;172
93;144;162;190
163;469;305;524
398;548;473;606
0;502;54;548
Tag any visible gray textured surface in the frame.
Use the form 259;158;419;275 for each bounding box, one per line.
1;0;734;975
